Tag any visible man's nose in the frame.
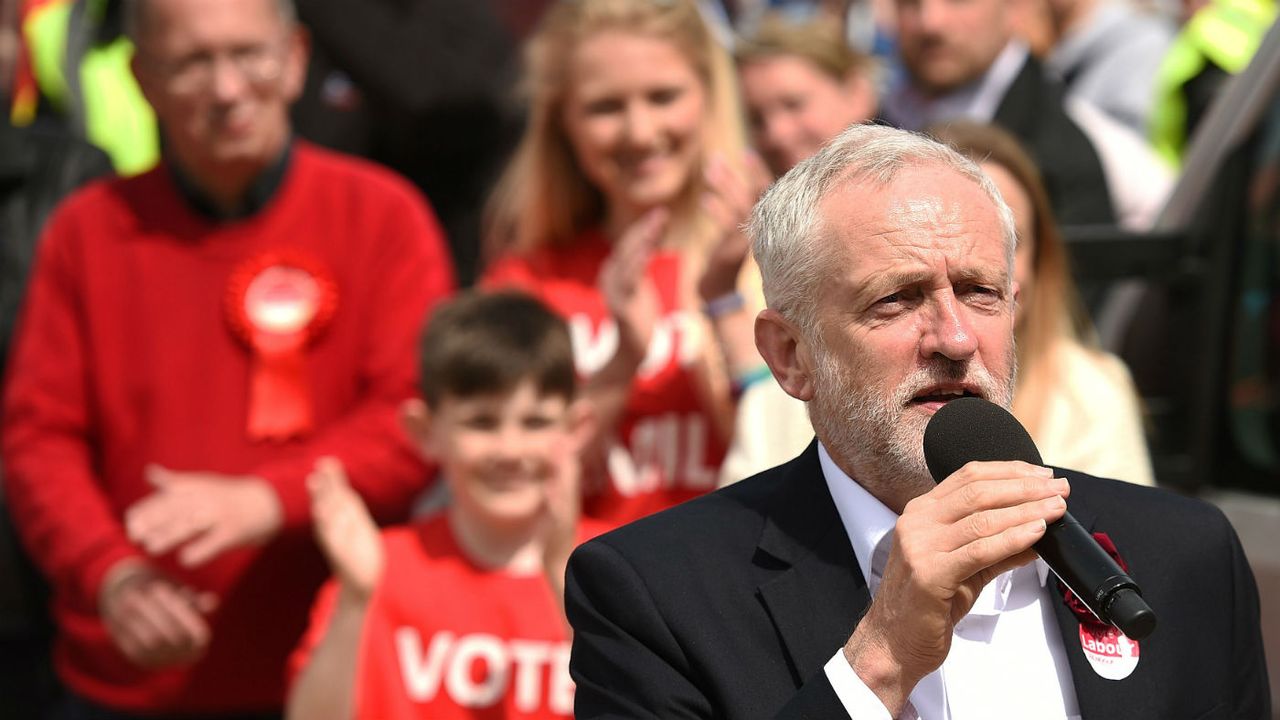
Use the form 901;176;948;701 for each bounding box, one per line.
210;56;249;101
919;294;979;361
917;0;950;33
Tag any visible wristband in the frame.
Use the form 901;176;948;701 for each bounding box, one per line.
703;291;745;319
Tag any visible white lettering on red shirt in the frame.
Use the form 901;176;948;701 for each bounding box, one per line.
394;628;573;714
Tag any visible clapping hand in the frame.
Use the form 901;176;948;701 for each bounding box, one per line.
699;152;771;302
126;465;284;567
307;457;384;601
100;560;216;669
599;208;668;358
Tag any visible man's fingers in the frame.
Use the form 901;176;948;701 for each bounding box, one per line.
133;513;208;557
178;586;220;614
119;584;190;654
967;547;1043;592
932;460;1053;494
929;474;1069;522
951;517;1049;581
178;527;230;568
145;463;174;488
149;583;211;650
114;582;209;667
941;491;1068;547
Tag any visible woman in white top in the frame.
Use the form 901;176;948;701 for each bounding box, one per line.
932;121;1155;485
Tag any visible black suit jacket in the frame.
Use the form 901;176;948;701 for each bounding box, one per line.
566;443;1269;719
992;55;1115;228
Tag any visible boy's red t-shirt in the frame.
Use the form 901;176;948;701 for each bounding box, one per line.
291;515;611;719
483;231;728;524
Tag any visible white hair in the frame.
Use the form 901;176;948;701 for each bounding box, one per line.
747;123;1017;333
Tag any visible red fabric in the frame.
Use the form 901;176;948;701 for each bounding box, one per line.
1059;531;1129;629
289;515;611;719
0;142;455;713
483;233;728;525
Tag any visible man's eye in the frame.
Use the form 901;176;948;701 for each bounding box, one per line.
877;292;903;305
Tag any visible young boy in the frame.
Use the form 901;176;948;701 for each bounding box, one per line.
286;290;603;719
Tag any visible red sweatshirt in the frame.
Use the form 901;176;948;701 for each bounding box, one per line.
0;142;455;713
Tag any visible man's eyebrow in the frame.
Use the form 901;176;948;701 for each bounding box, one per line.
951;266;1007;286
860;269;932;295
857;266;1007;297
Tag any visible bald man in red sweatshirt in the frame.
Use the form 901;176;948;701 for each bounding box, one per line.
0;0;454;716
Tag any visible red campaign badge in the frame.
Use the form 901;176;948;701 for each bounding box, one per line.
226;251;337;441
1078;623;1141;680
1059;532;1141;680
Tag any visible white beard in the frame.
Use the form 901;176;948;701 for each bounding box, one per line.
806;335;1016;490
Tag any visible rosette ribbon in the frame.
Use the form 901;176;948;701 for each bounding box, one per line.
226;251;337;441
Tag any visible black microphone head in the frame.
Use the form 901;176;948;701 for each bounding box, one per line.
922;397;1043;483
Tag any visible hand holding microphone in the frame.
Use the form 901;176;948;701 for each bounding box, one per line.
842;434;1080;707
922;397;1157;640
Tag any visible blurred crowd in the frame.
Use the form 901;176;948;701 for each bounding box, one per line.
0;0;1273;718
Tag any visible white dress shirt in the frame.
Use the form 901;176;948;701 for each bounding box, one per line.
817;444;1082;719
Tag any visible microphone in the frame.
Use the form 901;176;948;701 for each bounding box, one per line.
922;397;1156;640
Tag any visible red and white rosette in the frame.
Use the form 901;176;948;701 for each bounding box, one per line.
226;251;338;441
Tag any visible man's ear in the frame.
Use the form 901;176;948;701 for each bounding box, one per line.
755;309;816;402
281;24;310;103
130;53;159;110
399;398;436;458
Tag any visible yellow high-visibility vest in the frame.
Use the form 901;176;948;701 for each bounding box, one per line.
20;0;158;175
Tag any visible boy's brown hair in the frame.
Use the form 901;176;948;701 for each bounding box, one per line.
418;290;577;409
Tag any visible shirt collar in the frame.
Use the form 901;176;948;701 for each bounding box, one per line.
168;139;293;222
818;441;1051;613
884;39;1030;132
818;442;900;588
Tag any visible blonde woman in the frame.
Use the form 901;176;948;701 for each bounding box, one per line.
737;14;879;176
483;0;767;524
931;121;1156;485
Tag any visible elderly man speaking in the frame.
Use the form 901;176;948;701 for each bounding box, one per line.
564;124;1268;719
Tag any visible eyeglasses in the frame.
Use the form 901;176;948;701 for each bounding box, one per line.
144;41;286;97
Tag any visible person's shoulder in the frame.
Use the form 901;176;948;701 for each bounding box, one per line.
41;167;167;243
1052;340;1135;396
1059;468;1235;540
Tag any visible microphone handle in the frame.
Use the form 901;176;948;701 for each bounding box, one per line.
1034;513;1156;640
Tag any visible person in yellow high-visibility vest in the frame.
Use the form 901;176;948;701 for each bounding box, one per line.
20;0;157;174
1149;0;1277;167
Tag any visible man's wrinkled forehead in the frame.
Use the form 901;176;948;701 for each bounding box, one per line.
817;165;1011;273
